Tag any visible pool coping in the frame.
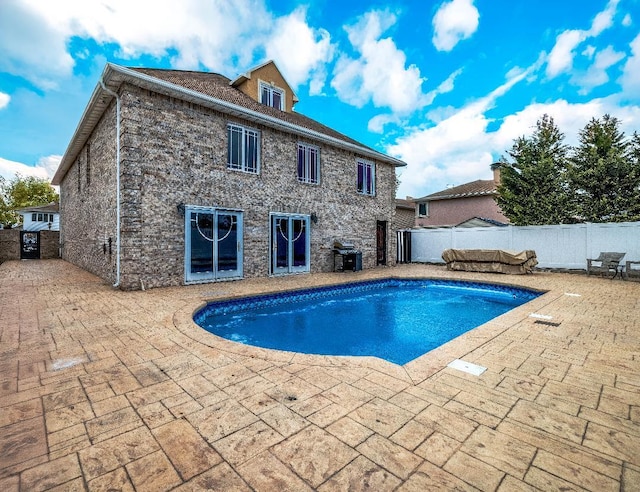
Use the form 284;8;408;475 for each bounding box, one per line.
173;276;557;385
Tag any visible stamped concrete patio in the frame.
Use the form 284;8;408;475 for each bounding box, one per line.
1;259;639;491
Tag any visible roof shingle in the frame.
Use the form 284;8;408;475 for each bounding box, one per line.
130;67;365;148
417;179;496;201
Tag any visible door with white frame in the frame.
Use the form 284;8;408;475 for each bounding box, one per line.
185;207;243;283
271;214;310;275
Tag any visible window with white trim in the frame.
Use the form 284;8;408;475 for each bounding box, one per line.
356;159;375;196
32;213;54;222
418;202;428;217
297;143;320;184
259;82;284;110
227;123;260;174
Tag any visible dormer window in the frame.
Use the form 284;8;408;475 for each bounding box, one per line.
259;81;284;110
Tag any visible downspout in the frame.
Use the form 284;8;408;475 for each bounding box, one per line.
99;78;121;288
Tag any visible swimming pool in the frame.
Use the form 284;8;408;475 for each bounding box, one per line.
194;278;542;365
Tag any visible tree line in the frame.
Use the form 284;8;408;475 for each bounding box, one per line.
494;114;640;225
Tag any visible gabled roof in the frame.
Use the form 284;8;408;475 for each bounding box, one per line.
229;60;299;105
395;198;415;210
53;63;405;185
416;179;496;202
131;67;351;144
16;202;59;214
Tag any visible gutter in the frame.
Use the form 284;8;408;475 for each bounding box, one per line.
98;77;121;289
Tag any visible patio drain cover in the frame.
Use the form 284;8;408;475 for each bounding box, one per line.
447;359;487;376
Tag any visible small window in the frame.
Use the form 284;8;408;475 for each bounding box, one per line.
37;213;44;222
259;82;285;110
49;214;54;222
356;159;375;196
227;123;260;174
418;203;428;217
32;213;37;221
297;143;320;184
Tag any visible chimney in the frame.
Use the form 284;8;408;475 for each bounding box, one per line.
491;163;501;185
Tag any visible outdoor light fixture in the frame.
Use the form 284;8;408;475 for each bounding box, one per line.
311;212;318;224
177;203;185;216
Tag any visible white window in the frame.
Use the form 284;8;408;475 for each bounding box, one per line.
227;123;260;174
418;202;428;217
259;82;284;110
356;159;375;196
297;143;320;184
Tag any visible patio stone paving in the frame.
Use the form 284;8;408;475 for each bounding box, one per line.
1;259;639;491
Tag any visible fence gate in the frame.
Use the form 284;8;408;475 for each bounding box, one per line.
20;231;40;259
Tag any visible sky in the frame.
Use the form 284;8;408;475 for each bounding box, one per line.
1;0;639;199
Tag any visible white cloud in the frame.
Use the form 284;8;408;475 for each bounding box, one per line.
265;7;334;95
389;48;640;199
0;92;10;109
620;33;640;98
546;30;587;78
390;68;532;197
432;0;479;52
1;0;331;92
331;10;426;113
622;14;632;27
367;68;463;133
0;0;74;89
0;155;60;182
572;46;625;94
589;0;619;36
545;0;619;79
368;114;400;133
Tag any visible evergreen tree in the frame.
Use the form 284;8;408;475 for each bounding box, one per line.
568;115;639;222
495;114;574;225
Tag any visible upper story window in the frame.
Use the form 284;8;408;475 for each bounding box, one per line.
356;159;375;196
297;143;320;184
418;202;428;217
259;82;284;110
227;123;260;174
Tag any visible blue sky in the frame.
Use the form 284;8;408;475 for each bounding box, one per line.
1;0;639;198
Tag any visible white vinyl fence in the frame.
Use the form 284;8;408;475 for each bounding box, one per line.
409;221;640;270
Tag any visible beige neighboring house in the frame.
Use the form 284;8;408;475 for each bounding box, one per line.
414;167;509;228
52;61;406;290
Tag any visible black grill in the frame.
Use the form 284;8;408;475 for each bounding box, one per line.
333;240;362;272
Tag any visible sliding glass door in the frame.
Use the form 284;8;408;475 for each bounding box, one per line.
185;207;243;283
271;214;310;274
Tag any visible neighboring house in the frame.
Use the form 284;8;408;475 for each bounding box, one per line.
414;168;509;228
17;203;60;231
52;61;406;290
395;197;416;230
455;217;508;228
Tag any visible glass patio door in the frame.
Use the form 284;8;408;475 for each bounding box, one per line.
185;207;243;283
271;214;310;274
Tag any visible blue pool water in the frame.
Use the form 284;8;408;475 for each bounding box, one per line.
194;279;541;365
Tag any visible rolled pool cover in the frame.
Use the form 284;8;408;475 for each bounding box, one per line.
442;249;538;274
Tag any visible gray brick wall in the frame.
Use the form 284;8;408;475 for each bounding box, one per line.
59;102;118;284
60;84;398;290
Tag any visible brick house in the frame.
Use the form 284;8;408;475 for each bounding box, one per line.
413;168;509;228
52;61;406;290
